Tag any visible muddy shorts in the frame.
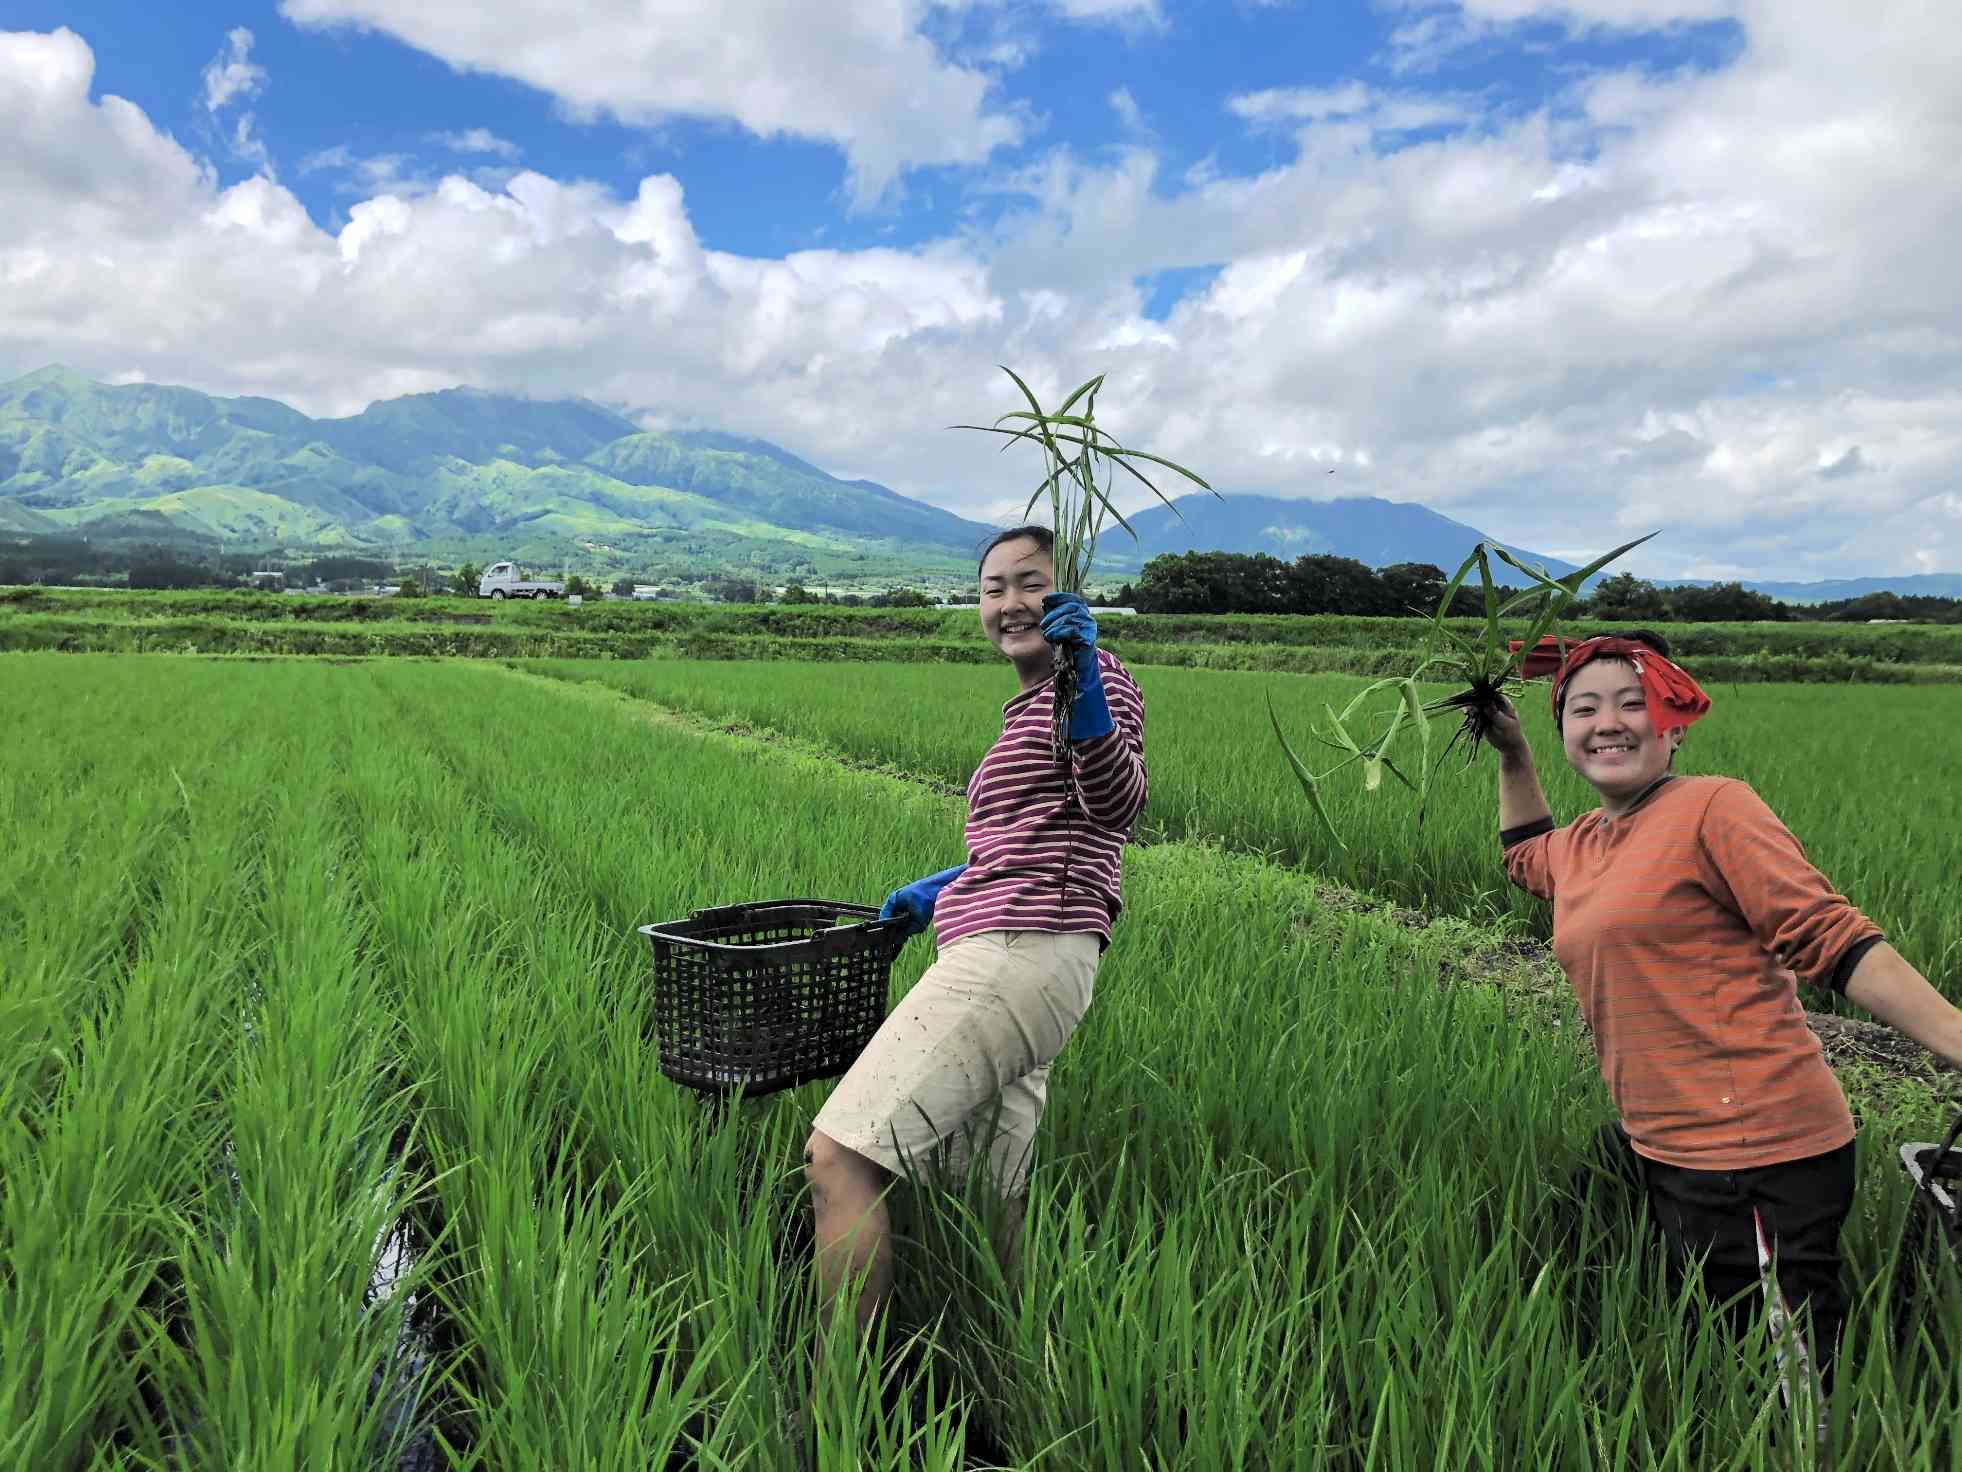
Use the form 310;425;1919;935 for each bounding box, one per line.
811;930;1099;1197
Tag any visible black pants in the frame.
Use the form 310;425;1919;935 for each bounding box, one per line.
1578;1124;1856;1387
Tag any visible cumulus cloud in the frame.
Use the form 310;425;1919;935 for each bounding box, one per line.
4;8;1961;581
0;29;1001;446
276;0;1025;203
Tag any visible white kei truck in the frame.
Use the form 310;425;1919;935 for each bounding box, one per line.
477;562;565;600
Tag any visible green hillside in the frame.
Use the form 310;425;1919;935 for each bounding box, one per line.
0;367;994;576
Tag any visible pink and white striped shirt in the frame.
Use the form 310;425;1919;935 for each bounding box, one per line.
932;649;1148;950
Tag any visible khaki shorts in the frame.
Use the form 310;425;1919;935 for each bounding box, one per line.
812;930;1100;1196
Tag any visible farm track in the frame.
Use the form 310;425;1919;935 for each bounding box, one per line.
495;661;1962;1104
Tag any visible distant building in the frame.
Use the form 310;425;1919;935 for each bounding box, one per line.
942;603;1137;615
249;570;286;590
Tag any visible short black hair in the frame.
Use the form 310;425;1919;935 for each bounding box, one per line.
976;524;1054;576
1605;628;1672;658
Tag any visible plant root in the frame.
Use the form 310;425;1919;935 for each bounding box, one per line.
1429;678;1511;768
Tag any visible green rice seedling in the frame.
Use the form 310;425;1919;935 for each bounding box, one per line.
524;654;1962;998
330;670;953;1462
957;367;1215;758
1;711;284;1469
1267;534;1658;845
131;717;435;1468
16;655;1962;1466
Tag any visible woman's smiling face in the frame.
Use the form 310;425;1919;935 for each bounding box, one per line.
978;535;1054;681
1559;657;1683;806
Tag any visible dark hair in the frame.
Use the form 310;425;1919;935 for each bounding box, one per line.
1609;628;1672;658
976;524;1054;576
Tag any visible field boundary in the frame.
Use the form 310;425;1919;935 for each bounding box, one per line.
489;660;1962;1102
12;586;1962;681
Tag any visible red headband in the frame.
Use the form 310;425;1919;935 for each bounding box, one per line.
1551;637;1711;735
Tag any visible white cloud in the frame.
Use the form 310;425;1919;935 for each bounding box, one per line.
1387;0;1736;72
200;27;274;179
1229;82;1375;125
298;143;355;174
276;0;1025;202
223;112;276;178
1454;0;1734;26
1049;0;1165;27
1229;82;1477;143
1108;87;1148;136
201;26;265;112
429;127;520;159
4;9;1962;581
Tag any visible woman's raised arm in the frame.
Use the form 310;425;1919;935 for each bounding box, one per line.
1487;694;1553;837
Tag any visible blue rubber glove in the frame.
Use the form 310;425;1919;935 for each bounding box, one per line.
1039;593;1114;743
878;864;965;939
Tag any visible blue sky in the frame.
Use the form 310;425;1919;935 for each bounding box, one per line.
10;0;1738;258
2;2;1958;580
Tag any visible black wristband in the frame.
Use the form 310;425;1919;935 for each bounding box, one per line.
1499;815;1555;849
1827;934;1884;995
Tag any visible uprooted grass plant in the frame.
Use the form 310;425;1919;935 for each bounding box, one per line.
1267;534;1657;845
956;367;1214;758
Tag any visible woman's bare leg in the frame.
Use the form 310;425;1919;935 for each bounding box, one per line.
805;1129;893;1338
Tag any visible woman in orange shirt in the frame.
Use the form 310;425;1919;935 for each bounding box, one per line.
1487;631;1962;1384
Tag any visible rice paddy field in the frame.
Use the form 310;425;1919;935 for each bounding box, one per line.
522;658;1962;1001
9;588;1962;684
7;650;1962;1470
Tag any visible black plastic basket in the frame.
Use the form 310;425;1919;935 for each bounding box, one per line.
1891;1110;1962;1335
638;899;909;1098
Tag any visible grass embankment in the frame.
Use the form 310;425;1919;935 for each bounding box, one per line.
7;586;1962;681
8;652;1962;1468
522;658;1962;1006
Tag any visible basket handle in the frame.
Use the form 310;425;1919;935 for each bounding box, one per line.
686;898;884;925
1927;1110;1962;1182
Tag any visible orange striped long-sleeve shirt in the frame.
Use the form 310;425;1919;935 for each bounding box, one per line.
1504;775;1880;1170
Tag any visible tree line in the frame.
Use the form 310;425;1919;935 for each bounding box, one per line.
1110;551;1962;624
5;535;1957;623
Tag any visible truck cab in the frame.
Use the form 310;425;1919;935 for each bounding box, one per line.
478;562;564;600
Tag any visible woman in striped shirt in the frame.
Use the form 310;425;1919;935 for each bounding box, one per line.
1487;631;1962;1386
804;525;1149;1343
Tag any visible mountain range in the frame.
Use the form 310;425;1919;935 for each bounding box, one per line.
0;366;995;581
2;367;1951;600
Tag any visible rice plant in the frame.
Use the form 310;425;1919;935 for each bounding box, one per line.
957;367;1214;756
522;655;1962;995
9;652;1962;1468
